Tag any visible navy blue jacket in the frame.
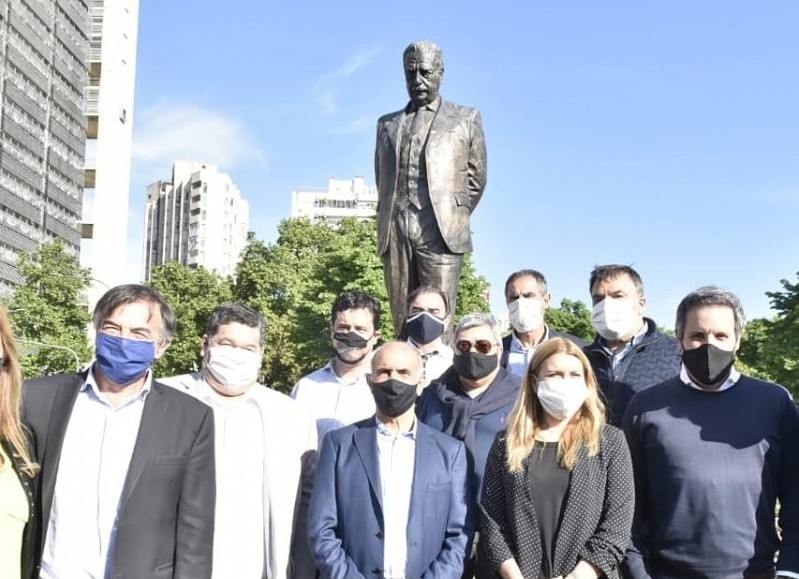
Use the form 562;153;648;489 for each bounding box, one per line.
583;318;680;427
416;367;520;505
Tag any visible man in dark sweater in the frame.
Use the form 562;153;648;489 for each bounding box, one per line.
583;264;681;426
623;286;799;579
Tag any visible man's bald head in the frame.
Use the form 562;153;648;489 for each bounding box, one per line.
371;341;422;385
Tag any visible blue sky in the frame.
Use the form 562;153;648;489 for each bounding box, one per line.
127;1;799;327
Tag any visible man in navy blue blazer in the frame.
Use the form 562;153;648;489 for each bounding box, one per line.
308;341;471;579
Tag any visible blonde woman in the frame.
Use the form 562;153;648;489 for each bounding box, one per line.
479;338;633;579
0;306;38;579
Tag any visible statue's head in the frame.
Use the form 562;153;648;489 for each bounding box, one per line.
403;40;444;107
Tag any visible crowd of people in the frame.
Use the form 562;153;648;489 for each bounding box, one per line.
1;264;797;579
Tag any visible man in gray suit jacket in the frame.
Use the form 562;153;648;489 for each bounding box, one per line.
375;40;487;334
22;285;215;579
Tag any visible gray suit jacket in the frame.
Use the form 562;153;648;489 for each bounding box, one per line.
22;370;216;579
375;98;487;255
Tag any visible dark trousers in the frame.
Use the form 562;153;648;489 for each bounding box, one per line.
382;205;463;334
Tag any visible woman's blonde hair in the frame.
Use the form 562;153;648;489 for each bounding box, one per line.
505;337;605;473
0;306;39;477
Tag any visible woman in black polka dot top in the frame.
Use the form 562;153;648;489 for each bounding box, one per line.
478;337;634;579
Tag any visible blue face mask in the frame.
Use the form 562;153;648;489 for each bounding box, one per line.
95;333;157;386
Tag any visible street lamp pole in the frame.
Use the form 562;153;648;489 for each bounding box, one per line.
15;338;82;373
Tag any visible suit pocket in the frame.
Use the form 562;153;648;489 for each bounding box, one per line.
153;561;174;576
427;481;451;492
153;455;188;466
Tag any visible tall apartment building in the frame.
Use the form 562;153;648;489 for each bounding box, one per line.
80;0;140;304
0;0;89;296
290;176;377;225
142;161;249;281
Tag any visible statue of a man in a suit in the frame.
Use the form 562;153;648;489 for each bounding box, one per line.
375;40;488;334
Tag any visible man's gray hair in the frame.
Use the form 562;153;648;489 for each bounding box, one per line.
455;313;502;345
675;286;747;340
403;40;444;71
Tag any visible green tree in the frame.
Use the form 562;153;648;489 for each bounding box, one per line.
232;218;492;392
7;241;92;377
453;253;490;321
738;273;799;396
546;298;594;342
149;262;233;377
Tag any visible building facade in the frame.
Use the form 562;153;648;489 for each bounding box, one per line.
80;0;140;304
0;0;90;296
290;176;377;225
142;161;249;281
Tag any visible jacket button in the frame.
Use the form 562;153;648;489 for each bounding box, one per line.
375;531;384;539
372;569;382;575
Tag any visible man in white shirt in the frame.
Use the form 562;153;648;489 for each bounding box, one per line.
162;303;317;579
401;285;453;391
291;291;381;439
23;284;215;579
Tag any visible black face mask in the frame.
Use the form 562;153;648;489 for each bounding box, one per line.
404;311;445;345
453;352;498;381
370;378;418;418
333;331;370;349
682;343;736;387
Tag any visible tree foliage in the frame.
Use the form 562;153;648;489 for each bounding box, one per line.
148;262;233;377
739;273;799;396
7;241;92;378
546;298;594;342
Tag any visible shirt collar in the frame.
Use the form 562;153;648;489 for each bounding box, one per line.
405;96;441;114
679;364;741;392
84;364;153;401
375;416;417;440
510;325;550;353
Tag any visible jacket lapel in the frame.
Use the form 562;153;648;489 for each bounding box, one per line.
353;423;383;513
118;382;168;511
40;373;85;529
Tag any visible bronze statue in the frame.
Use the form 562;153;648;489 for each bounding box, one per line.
375;40;488;334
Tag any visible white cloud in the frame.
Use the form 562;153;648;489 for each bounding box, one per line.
132;102;267;173
314;46;379;117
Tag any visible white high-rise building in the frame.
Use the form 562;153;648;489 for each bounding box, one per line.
142;161;249;281
290;176;377;225
80;0;140;303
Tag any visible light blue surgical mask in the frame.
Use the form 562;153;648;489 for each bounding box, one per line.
95;333;156;386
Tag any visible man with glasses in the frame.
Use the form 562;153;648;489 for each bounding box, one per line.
416;313;520;578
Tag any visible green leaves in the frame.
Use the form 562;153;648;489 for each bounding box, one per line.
7;241;93;377
546;298;594;342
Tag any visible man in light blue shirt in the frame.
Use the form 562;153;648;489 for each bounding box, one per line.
309;341;470;579
23;284;215;579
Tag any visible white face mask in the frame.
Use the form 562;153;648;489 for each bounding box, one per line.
508;297;545;334
205;346;262;396
592;298;639;341
536;378;589;420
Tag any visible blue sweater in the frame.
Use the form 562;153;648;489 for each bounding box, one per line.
416;367;520;505
622;374;799;578
584;318;681;427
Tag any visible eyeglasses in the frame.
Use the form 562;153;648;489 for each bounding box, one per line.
455;340;495;355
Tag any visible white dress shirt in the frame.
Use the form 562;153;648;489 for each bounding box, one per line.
41;367;151;579
200;382;266;579
291;360;375;433
679;363;741;392
506;326;550;378
376;418;417;579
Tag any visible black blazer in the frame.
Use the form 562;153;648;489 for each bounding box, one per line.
22;371;216;579
478;425;634;579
